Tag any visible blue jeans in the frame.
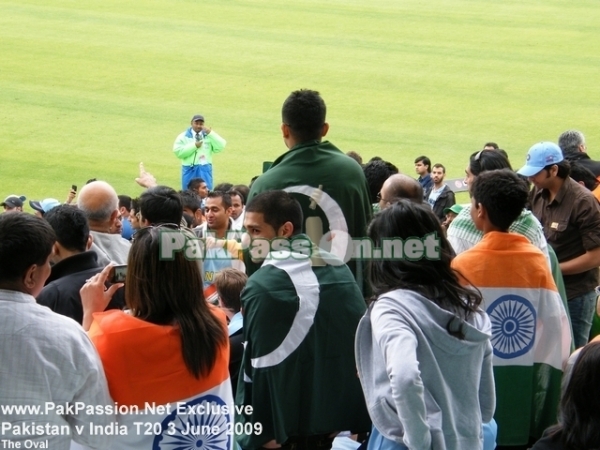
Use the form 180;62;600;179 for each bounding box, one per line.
568;290;597;349
366;421;497;450
182;163;213;191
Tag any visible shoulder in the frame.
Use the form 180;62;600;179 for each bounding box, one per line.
11;301;97;361
175;128;191;139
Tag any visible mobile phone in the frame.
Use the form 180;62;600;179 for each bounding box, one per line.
108;264;127;283
71;184;77;192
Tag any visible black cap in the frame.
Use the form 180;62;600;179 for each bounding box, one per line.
191;114;205;122
1;195;26;208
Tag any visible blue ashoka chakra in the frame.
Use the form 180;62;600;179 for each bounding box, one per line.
153;394;231;450
487;294;536;359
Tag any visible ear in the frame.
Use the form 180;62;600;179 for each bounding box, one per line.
321;122;329;137
52;242;61;257
477;202;487;220
22;264;38;292
141;218;151;227
110;209;119;222
225;206;233;216
278;221;294;238
86;235;93;251
281;123;290;139
578;180;586;187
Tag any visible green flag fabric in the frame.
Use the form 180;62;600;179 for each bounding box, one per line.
235;248;371;449
248;140;372;295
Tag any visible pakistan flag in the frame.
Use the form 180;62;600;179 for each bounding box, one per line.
235;249;371;449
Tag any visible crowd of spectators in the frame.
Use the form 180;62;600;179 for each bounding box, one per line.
2;88;600;450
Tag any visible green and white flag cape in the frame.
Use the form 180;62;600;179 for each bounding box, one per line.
235;249;371;449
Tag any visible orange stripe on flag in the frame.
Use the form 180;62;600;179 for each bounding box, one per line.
89;308;230;408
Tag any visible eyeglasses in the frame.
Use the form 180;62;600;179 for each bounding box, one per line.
376;192;392;204
474;150;485;161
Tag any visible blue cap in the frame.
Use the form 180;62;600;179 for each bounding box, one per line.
29;198;61;214
517;142;563;177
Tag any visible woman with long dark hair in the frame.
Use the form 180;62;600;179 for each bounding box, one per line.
531;341;600;450
80;226;232;449
355;200;495;450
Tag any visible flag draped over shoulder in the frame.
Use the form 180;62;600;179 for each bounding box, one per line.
248;140;372;295
89;309;233;450
451;232;571;446
236;250;371;449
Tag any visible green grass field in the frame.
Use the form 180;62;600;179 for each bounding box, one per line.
1;0;599;208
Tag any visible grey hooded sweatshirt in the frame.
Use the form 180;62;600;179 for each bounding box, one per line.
355;289;495;450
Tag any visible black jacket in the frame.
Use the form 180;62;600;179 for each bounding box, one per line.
431;186;456;222
37;251;125;324
564;151;600;177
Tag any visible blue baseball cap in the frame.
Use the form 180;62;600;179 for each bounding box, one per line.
517;142;564;177
29;198;61;215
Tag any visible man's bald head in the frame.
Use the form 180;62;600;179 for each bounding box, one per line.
77;181;119;224
379;174;423;209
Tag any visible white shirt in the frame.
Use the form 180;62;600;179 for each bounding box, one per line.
231;209;245;231
0;289;115;449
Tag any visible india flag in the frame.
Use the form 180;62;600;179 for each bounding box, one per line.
82;309;234;450
452;232;571;446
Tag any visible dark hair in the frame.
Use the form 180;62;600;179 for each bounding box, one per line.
363;160;400;204
543;160;571;180
227;189;245;206
213;182;233;193
44;205;89;252
570;162;599;191
495;148;509;161
346;151;363;165
246;190;303;236
126;227;227;378
130;198;140;213
414;156;431;172
215;268;248;313
179;190;202;213
471;169;528;231
118;195;132;211
484;142;499;149
206;191;232;209
182;212;194;228
367;200;482;337
187;178;206;191
231;185;250;204
282;89;326;143
469;150;512;177
548;341;600;448
139;186;183;225
0;213;56;282
432;163;446;172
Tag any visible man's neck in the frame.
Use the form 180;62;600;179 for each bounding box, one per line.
89;222;112;234
208;223;229;239
545;178;565;203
